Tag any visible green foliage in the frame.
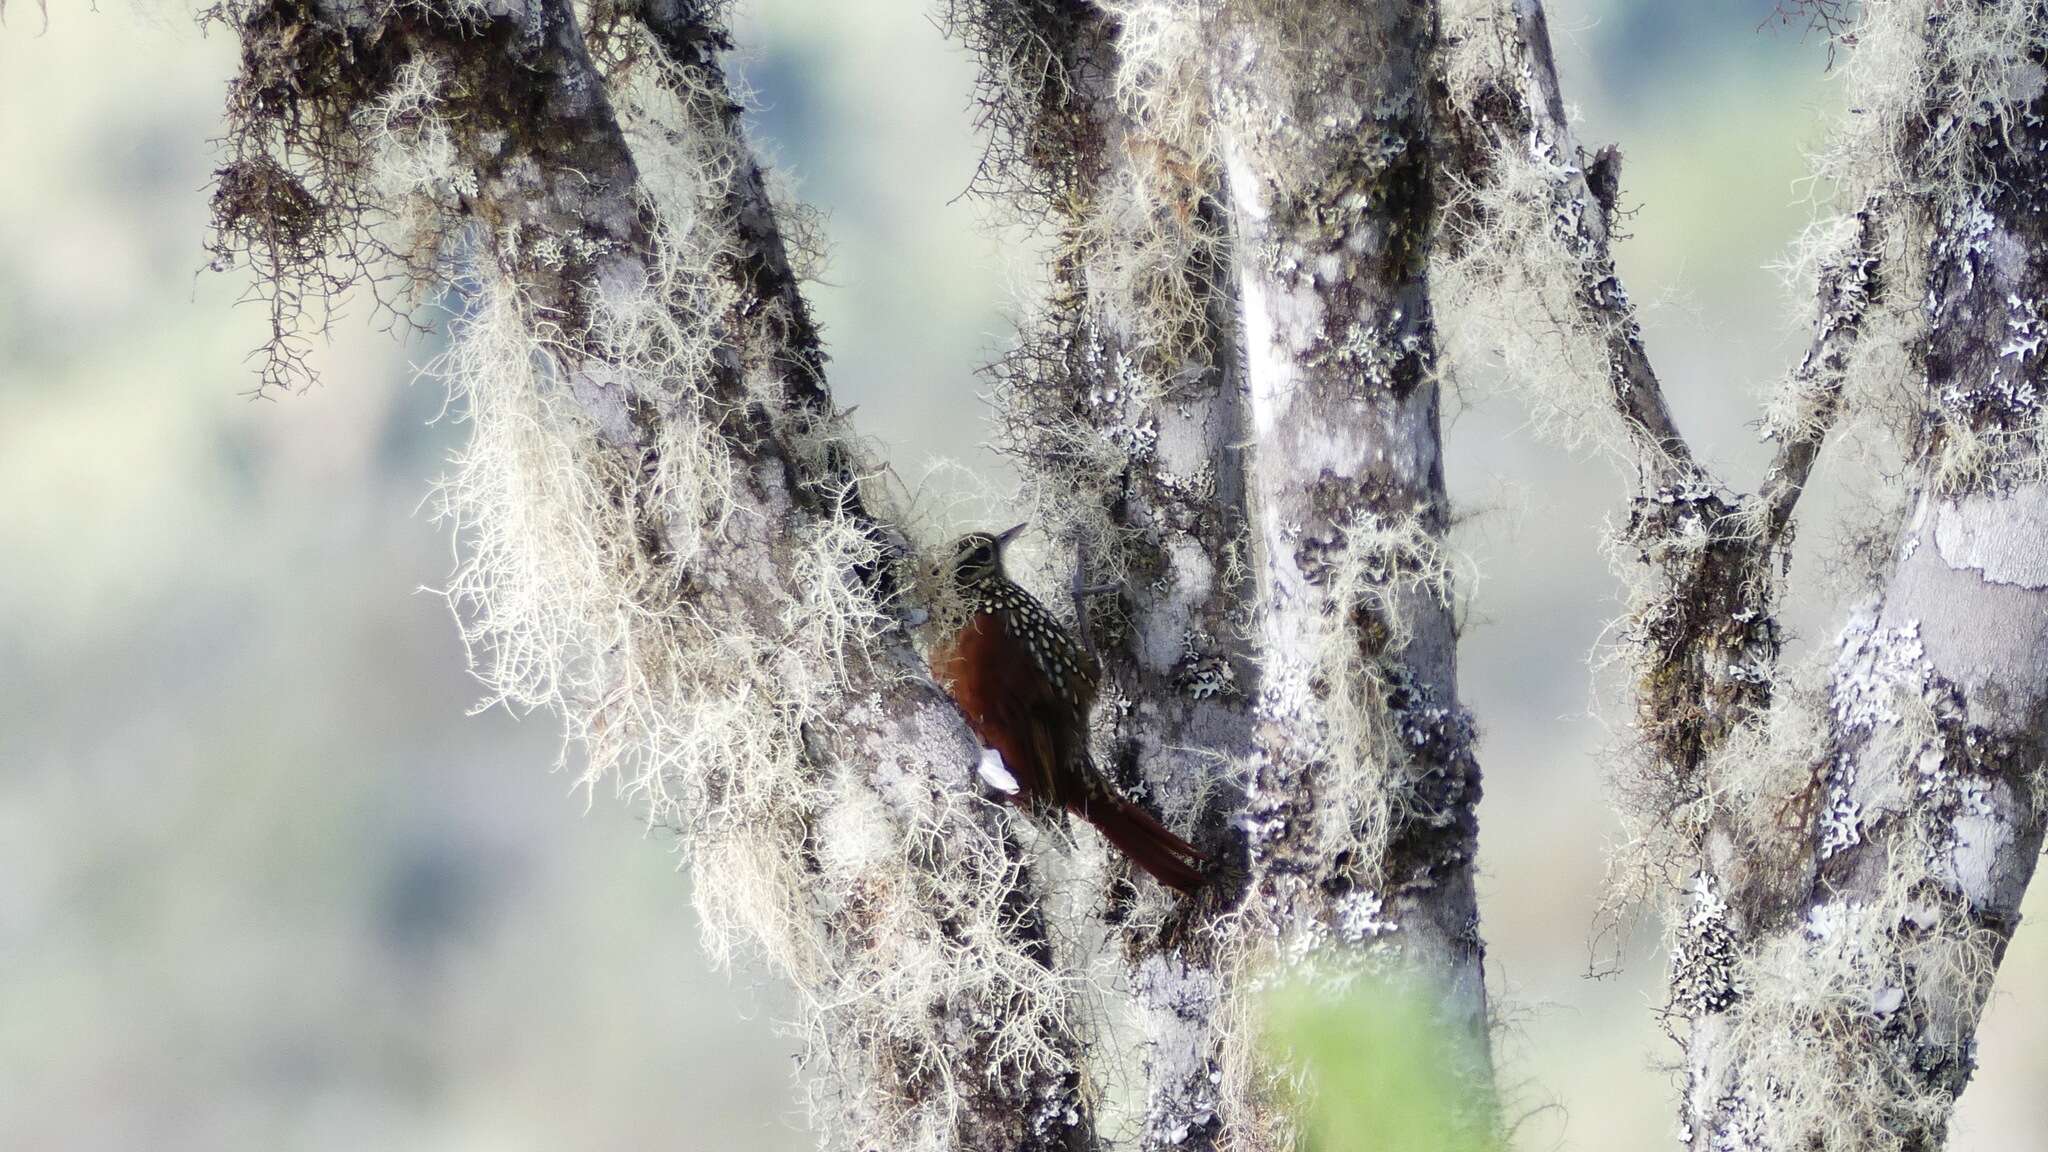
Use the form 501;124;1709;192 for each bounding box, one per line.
1262;973;1498;1152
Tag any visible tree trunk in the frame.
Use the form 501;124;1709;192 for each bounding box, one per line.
1210;0;1495;1110
945;1;1269;1145
210;2;1096;1148
1437;2;2048;1147
1681;14;2048;1139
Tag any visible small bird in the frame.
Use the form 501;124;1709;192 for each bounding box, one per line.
929;524;1206;892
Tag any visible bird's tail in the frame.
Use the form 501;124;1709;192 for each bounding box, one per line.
1082;794;1206;893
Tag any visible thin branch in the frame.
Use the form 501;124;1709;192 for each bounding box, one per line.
1756;202;1884;548
1508;0;1700;479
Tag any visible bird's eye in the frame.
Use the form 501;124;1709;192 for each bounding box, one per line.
969;545;993;565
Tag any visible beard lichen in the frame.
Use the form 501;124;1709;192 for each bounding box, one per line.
207;3;1094;1147
1436;7;2046;1150
1818;0;2048;497
1245;514;1464;893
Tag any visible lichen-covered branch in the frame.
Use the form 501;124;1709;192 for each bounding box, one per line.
1211;0;1495;1137
1679;7;2048;1144
1437;0;1696;480
949;0;1253;869
205;3;1094;1149
1436;0;1833;953
1433;3;1878;827
946;2;1260;1146
1755;205;1885;546
1435;10;1796;969
1437;1;2048;1147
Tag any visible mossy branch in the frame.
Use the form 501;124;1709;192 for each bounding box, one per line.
1439;3;2048;1148
206;2;1095;1149
949;3;1264;1147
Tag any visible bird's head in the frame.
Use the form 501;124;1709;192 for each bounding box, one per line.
945;523;1026;589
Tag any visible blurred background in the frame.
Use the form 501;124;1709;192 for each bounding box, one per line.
2;1;2042;1149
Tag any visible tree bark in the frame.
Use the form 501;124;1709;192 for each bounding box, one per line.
953;1;1498;1145
1681;18;2048;1141
948;0;1252;872
1211;0;1493;1098
947;2;1266;1144
1437;2;2048;1147
210;3;1095;1149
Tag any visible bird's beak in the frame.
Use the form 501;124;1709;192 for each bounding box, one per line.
993;522;1028;549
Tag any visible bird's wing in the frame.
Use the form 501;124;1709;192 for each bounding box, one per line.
934;613;1065;808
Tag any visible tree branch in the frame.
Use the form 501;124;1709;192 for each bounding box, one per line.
1440;0;1700;480
946;2;1262;1145
208;2;1095;1148
1440;2;2048;1147
1505;0;1697;474
1756;203;1884;549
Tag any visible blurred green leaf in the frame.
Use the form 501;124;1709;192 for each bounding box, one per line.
1264;971;1498;1152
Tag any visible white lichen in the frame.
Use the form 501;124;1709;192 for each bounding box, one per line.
1248;513;1462;886
1812;2;2048;498
1435;127;1651;466
417;29;1095;1150
1670;874;1744;1024
1813;0;2048;222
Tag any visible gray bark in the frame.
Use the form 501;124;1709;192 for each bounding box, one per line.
1681;31;2048;1143
1439;2;2048;1147
1212;0;1493;1091
208;3;1094;1149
